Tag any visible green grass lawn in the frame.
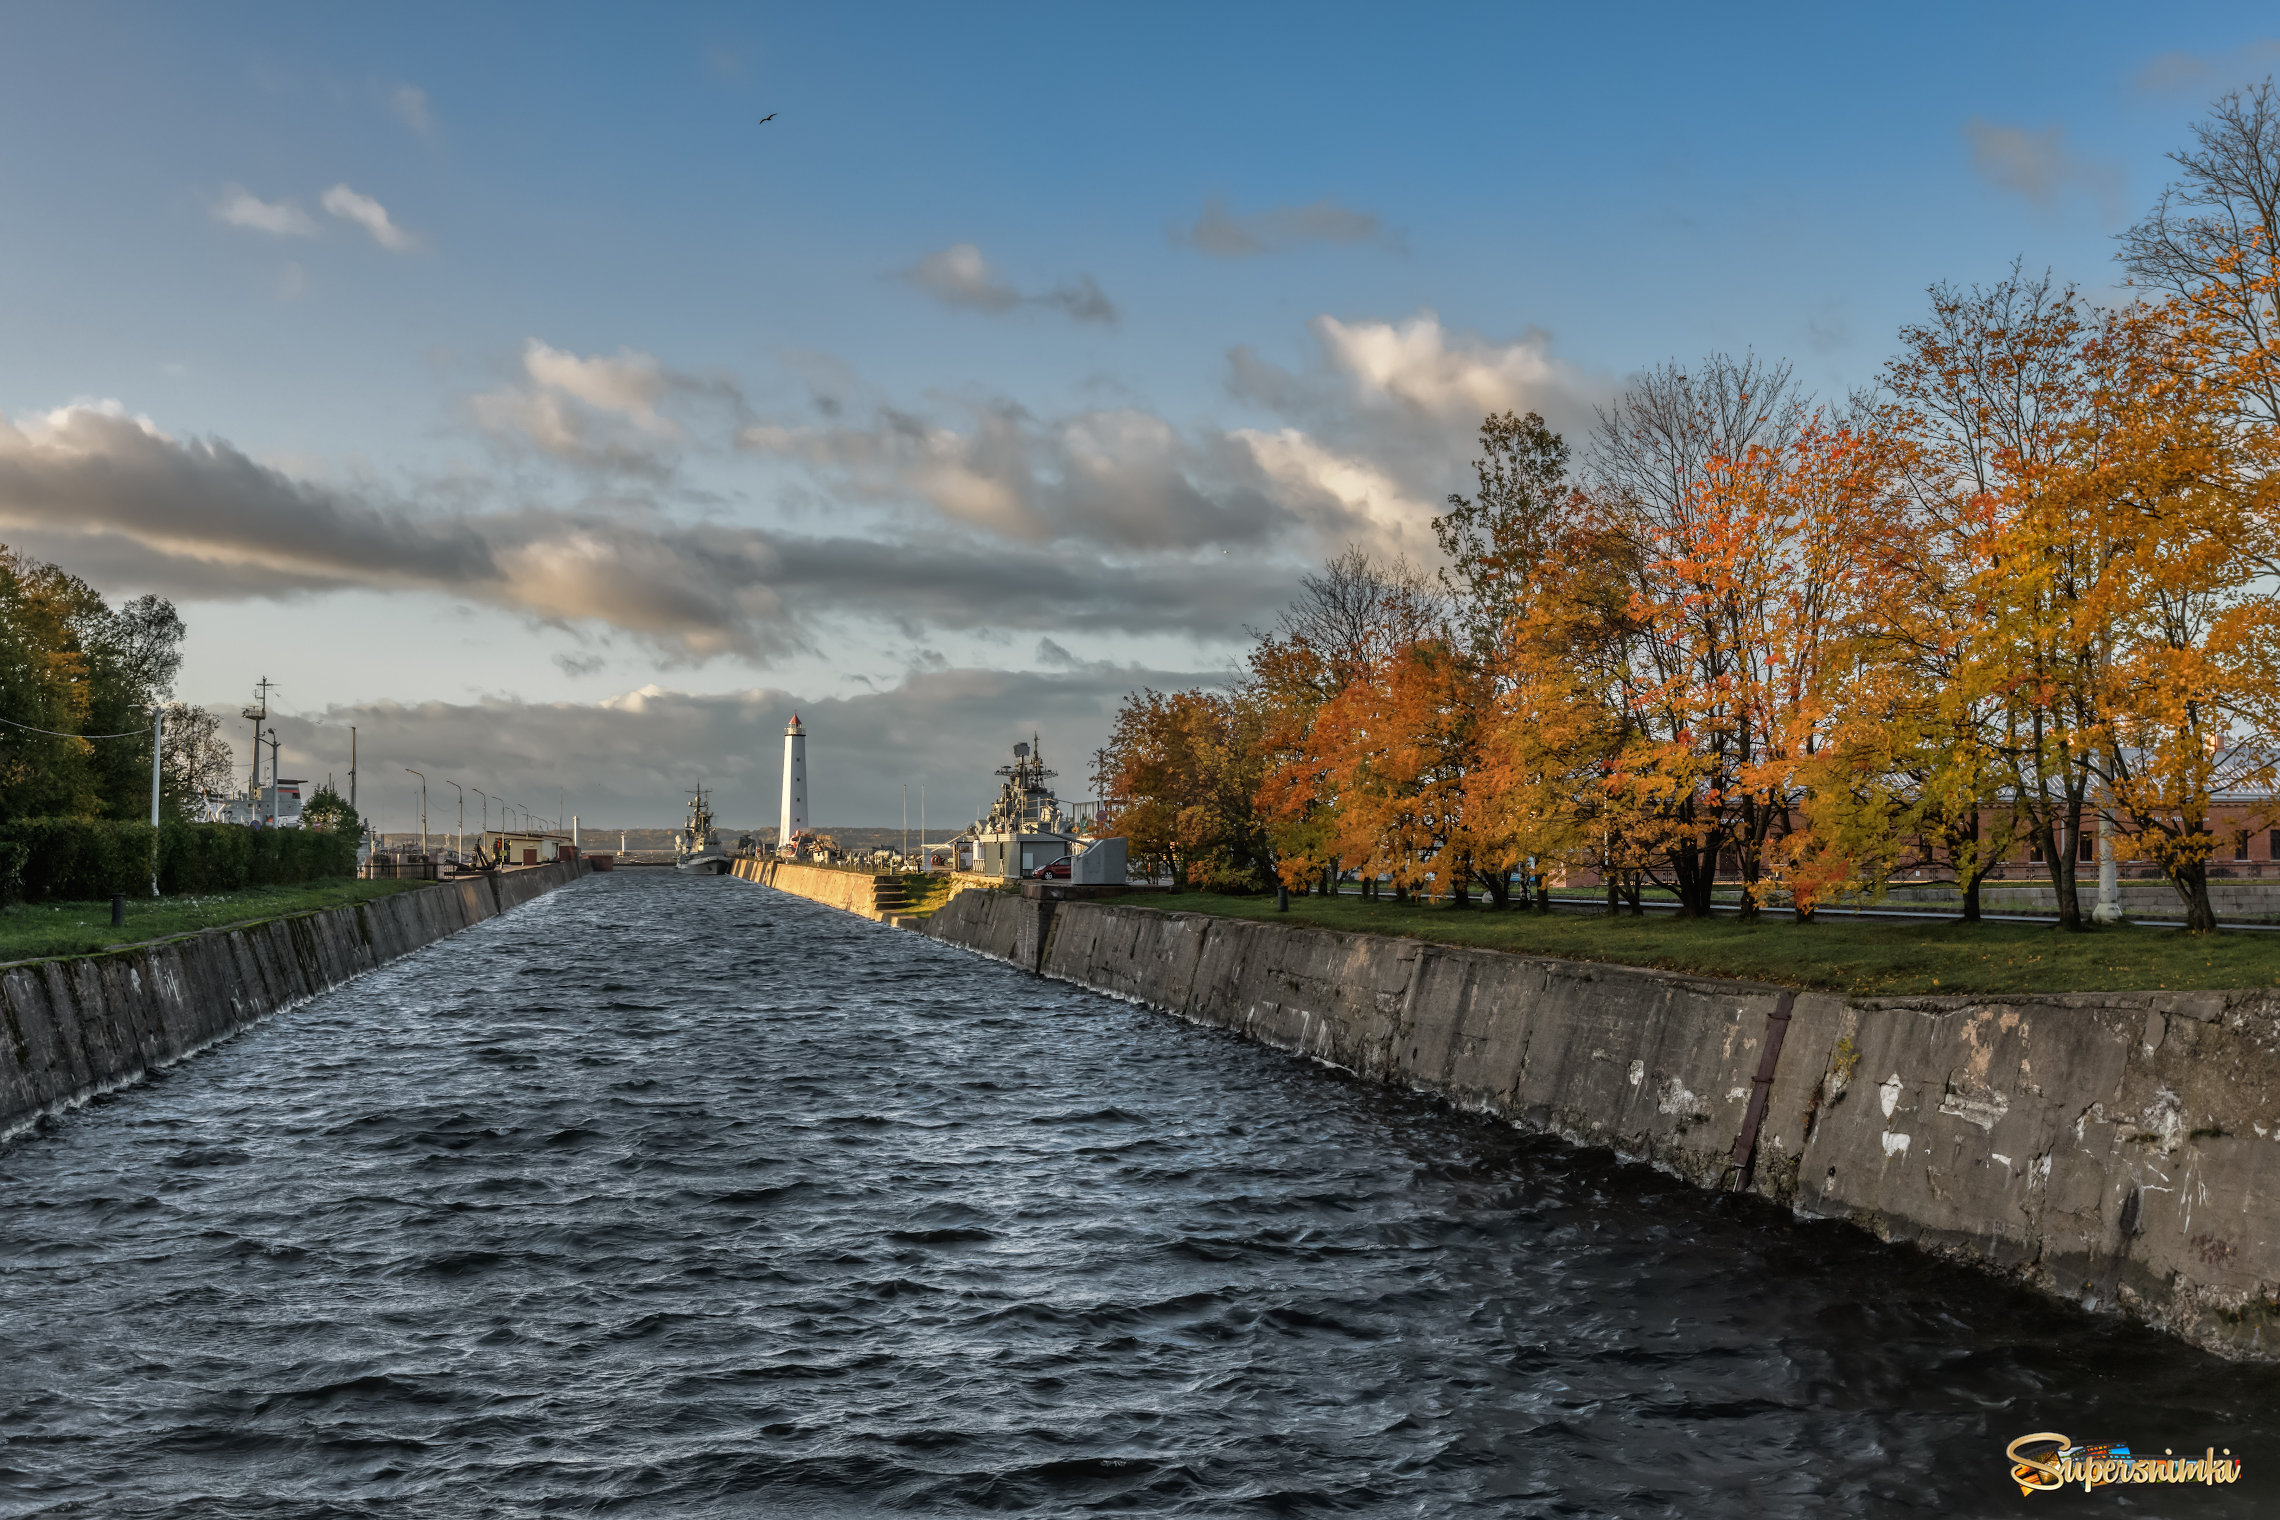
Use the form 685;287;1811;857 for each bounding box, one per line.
0;877;429;966
1104;890;2280;997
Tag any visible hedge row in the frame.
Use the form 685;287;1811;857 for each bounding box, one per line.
0;820;360;903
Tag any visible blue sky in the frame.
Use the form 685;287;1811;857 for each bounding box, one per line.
1;2;2274;827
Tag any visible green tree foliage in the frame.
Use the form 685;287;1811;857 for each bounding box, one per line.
0;547;186;823
300;783;361;834
159;701;238;813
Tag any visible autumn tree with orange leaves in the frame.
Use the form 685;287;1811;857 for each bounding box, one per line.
1097;83;2280;935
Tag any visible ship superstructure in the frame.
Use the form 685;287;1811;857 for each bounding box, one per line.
968;738;1088;878
674;786;730;874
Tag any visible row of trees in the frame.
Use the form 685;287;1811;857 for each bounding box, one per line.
1101;84;2280;933
0;546;243;824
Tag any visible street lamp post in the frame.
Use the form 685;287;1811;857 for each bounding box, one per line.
264;728;282;821
149;704;163;897
405;768;427;857
445;781;464;862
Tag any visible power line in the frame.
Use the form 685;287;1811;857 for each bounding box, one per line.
0;713;151;739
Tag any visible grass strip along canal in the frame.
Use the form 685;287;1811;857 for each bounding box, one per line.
1107;888;2280;998
0;877;428;966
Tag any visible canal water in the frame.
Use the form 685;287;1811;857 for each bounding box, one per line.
2;871;2274;1517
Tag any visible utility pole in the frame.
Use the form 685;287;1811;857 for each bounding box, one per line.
149;704;163;896
921;785;926;868
405;768;427;856
242;676;272;799
349;725;357;814
903;783;908;866
445;781;464;861
264;728;281;822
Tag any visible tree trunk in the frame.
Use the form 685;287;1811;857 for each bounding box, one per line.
1677;848;1718;917
2032;820;2082;932
2172;859;2219;934
1947;814;1985;922
1478;868;1509;910
2056;801;2090;931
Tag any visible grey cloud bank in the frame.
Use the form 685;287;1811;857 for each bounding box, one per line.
257;663;1224;830
0;402;1274;659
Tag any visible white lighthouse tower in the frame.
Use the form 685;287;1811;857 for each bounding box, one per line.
778;713;808;850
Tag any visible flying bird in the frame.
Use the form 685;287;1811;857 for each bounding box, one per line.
758;113;777;124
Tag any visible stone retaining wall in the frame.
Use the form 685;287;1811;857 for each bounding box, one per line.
922;891;2280;1360
731;859;896;918
733;859;1009;922
0;862;590;1142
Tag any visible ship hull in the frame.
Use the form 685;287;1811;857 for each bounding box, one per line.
675;854;730;875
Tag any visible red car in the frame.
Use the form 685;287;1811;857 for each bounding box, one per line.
1030;855;1073;879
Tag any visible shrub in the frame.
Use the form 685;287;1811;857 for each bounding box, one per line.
0;819;358;903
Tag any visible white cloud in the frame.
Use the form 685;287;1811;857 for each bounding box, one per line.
1038;272;1117;325
1178;196;1396;257
738;308;1599;566
1312;311;1576;421
388;83;436;136
1223;310;1604;554
520;340;675;434
906;243;1019;312
2135;40;2280;94
470;339;734;475
213;185;319;237
1963;118;2121;215
739;399;1280;548
900;243;1118;325
1231;428;1439;551
321;183;417;250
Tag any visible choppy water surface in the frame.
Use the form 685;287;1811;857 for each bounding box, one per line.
3;871;2276;1517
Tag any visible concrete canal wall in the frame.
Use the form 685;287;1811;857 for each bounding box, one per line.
0;861;590;1142
732;858;1007;921
731;859;897;918
923;890;2280;1361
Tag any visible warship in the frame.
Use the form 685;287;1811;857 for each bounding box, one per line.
673;786;731;874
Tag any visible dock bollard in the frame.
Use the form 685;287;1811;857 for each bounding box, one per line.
110;892;125;927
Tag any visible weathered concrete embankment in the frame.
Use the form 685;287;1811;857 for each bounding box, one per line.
925;889;2280;1361
732;858;1005;922
731;859;903;919
0;861;590;1142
